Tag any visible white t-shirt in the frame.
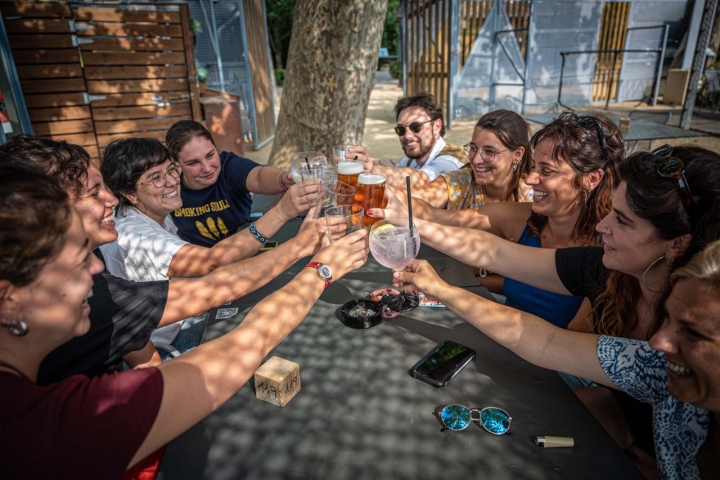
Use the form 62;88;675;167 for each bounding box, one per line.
100;207;189;345
396;137;465;181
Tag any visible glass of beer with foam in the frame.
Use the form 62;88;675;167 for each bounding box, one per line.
337;159;364;189
352;173;386;226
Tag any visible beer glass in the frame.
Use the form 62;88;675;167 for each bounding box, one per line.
352;173;386;226
290;151;328;183
337;159;364;189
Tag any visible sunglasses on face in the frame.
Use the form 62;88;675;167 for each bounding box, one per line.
437;405;512;435
394;119;434;136
652;144;695;209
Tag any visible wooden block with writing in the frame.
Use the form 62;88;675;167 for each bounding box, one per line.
254;356;301;407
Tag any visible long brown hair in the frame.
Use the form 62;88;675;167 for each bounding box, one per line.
593;147;720;337
474;109;532;202
527;112;623;246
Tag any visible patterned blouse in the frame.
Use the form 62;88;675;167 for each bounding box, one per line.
597;335;710;480
441;165;533;278
440;164;533;211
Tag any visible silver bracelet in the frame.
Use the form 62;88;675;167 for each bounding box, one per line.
248;222;268;244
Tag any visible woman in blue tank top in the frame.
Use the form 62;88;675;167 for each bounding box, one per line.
376;112;625;330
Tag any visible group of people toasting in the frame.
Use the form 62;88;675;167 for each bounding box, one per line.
1;91;719;480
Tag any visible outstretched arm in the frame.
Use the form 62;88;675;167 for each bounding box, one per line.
168;180;322;278
129;228;370;468
160;208;329;326
377;187;532;239
393;260;611;386
414;218;570;295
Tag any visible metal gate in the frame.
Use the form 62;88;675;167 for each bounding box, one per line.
1;1;201;163
401;0;454;124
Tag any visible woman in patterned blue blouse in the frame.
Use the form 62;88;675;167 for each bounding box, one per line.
395;239;720;479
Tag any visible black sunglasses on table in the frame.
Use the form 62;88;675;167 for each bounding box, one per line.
651;144;695;209
394;119;433;136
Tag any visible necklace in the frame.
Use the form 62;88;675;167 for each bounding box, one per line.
0;361;31;381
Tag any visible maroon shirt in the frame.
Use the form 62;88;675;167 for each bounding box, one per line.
0;367;163;479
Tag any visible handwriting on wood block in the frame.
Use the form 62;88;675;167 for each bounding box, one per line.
253;356;301;407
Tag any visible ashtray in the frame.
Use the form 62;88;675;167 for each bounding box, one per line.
340;299;383;329
368;288;400;318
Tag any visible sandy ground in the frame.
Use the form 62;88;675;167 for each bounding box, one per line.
243;81;720;166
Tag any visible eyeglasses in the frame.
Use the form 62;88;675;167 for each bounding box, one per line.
463;144;509;162
394;119;434;136
576;115;607;151
138;162;181;188
652;144;695;208
437;405;512;435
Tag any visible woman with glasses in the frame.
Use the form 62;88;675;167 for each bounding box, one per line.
0;160;369;479
386;145;720;477
99;138;324;356
375;112;624;320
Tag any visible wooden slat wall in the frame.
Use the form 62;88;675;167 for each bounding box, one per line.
405;0;452;120
243;0;275;147
72;3;201;152
0;1;99;159
592;2;631;102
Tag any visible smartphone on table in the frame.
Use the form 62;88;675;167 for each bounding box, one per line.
408;340;476;388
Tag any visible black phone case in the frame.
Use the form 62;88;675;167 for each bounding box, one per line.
408;341;476;388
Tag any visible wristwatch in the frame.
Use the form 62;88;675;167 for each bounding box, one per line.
305;262;333;289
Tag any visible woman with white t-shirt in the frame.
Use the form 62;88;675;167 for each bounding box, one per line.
99;138;324;354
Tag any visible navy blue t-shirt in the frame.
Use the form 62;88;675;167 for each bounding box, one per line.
172;151;260;247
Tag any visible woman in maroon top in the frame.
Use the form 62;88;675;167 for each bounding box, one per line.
0;160;369;479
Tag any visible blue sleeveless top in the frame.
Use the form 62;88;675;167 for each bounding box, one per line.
503;226;585;328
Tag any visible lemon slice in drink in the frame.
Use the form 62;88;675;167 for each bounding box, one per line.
373;224;398;236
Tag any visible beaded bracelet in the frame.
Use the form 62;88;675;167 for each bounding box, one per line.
248;222;269;244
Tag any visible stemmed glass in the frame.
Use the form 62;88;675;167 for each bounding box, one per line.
369;217;421;313
290;151;328;183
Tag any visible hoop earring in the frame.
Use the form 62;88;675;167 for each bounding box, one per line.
1;319;28;337
642;255;666;294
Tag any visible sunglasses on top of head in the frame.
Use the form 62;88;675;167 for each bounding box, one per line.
394;119;434;136
651;144;695;210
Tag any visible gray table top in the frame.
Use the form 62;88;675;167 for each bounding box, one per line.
525;112;706;142
159;197;642;480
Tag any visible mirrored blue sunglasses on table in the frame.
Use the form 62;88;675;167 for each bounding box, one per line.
437;405;512;435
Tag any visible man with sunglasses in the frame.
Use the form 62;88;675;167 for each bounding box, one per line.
346;92;465;188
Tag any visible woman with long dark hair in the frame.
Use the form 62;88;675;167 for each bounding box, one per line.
374;112;624;328
0;160;368;479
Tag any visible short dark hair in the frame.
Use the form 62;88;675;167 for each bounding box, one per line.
528;112;623;246
165;120;215;161
0;159;72;287
0;134;90;198
101;138;172;214
394;92;445;137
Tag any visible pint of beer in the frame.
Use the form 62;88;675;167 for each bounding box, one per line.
352;173;386;226
337;160;364;188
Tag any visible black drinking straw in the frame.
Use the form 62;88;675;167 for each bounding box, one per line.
405;176;417;255
405;176;414;230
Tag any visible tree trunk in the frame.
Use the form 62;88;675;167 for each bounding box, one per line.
268;0;389;169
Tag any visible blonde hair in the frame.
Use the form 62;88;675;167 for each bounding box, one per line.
671;239;720;289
